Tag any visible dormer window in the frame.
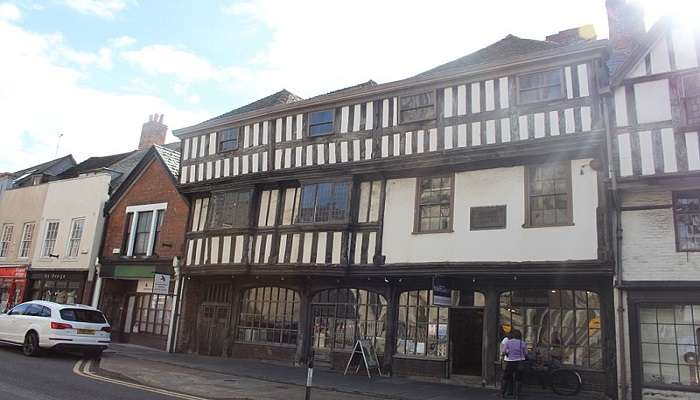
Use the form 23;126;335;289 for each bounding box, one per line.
218;128;239;152
399;92;435;124
309;110;335;136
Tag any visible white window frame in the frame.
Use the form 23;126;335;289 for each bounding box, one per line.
124;203;168;257
41;220;60;258
18;222;35;259
65;218;85;258
0;224;14;258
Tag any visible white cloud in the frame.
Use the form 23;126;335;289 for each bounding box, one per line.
0;18;209;172
108;35;136;48
57;46;113;70
0;3;21;21
121;45;218;83
63;0;130;18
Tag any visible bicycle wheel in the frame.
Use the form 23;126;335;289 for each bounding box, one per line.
550;369;582;396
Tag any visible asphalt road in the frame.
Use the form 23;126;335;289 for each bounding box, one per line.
0;344;175;400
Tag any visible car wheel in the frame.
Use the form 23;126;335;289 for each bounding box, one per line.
84;349;103;360
22;332;41;357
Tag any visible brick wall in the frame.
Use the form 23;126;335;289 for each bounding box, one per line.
621;189;700;281
102;158;189;259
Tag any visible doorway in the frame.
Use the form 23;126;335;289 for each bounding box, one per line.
450;308;483;376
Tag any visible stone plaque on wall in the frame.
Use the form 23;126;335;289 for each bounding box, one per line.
470;205;507;230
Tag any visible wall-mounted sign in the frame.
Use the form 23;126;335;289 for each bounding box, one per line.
470;205;507;230
152;273;171;295
432;277;451;306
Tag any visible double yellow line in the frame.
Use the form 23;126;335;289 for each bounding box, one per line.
73;358;210;400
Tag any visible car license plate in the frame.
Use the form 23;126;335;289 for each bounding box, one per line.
77;329;95;335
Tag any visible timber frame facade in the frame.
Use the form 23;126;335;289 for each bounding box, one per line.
173;33;615;395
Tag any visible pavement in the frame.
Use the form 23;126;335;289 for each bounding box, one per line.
99;344;608;400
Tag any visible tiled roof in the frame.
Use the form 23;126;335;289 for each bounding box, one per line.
154;144;181;178
307;80;378;100
12;154;76;184
205;89;303;124
57;151;134;179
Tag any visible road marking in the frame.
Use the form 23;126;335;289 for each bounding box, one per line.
73;359;210;400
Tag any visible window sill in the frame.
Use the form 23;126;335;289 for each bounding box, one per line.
412;229;454;235
521;222;575;229
643;383;700;394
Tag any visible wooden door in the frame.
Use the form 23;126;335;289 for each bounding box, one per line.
197;303;231;356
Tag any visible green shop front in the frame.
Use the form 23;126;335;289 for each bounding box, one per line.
98;262;175;350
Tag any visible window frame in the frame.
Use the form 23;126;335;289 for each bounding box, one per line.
517;68;565;105
206;189;252;230
682;73;700;127
413;175;455;234
399;90;437;125
41;221;60;258
124;203;168;257
237;286;300;346
18;222;35;259
673;190;700;252
0;224;13;258
217;127;239;153
523;161;574;228
65;218;85;259
308;109;335;137
296;180;352;225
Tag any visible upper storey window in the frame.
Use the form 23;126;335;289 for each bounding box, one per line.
298;181;350;223
414;176;453;233
518;69;563;104
525;162;572;227
309;110;335;136
218;128;239;152
683;74;700;126
674;191;700;252
208;190;251;229
399;92;435;124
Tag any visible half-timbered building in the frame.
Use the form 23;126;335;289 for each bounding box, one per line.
173;22;615;395
606;2;700;398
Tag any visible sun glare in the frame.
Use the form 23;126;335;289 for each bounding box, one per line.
636;0;700;29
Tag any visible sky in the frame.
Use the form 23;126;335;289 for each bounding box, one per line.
0;0;694;172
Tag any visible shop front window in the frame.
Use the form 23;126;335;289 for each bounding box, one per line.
312;288;387;354
396;290;449;358
640;305;700;387
130;293;174;336
499;290;602;369
237;287;300;346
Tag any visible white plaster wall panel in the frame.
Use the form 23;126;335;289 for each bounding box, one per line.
305;146;313;166
534;113;545;138
340;141;349;162
564;109;575;134
180;167;187;184
429;129;437;152
458;124;468;147
221;236;231;264
214;160;221;179
253;123;260;146
317;144;325;165
282;189;296;225
577;64;589;97
635;80;672;124
549;111;560;136
621;190;700;281
331;232;342;264
262;121;269;145
672;28;699;70
251;153;259;173
186;240;194;265
369;181;381;222
258;191;270;227
367;232;376;264
278;234;287;262
382;159;598;263
614;87;629;127
233;236;244;263
353;139;361;161
405;132;413;155
457;85;467;115
416;130;424;153
190;136;198;159
224;158;230;177
295;147;302;168
393;97;398;126
302;232;313;263
581;107;592;132
340;106;349;133
296;114;303;140
444;87;453;118
183;138;190;161
276;118;283;142
254;235;262;263
485;80;495;111
393;133;401;156
261;151;268;172
267;190;278;225
233;157;240;176
284;149;292;169
499;77;509;109
364;138;372;160
354;232;363;264
191;199;202;231
189;165;196;183
316;232;327;264
199;135;206;158
210;236;220;264
358;182;370;223
328;143;337;164
206;161;213;180
444;126;453;149
242;155;249;174
365;101;373;130
263;234;272;263
660;128;678;173
471;82;480;113
518;115;528;140
638;131;655;175
618;133;633;177
565;66;574;99
353;104;361;132
197;163;204;181
285;116;293;141
471;122;481;146
382;99;390;128
686;132;700;170
649;37;671;74
500;119;511;143
243;125;250;148
629;61;646;78
194;239;202;265
203;239;209;264
485;120;496;144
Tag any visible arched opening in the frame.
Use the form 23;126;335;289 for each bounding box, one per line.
237;287;301;346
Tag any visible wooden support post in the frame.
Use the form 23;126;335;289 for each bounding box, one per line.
296;285;313;365
482;285;500;387
382;284;399;375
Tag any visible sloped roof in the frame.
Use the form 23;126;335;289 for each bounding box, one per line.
307;80;378;100
609;17;672;86
57;151;134;179
11;154;76;184
206;89;303;124
154;144;180;178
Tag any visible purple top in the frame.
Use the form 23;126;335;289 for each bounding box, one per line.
504;339;528;361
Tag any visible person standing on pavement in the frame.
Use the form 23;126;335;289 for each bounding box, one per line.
501;329;528;397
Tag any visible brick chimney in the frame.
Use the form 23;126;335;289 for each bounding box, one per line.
546;25;597;45
138;113;167;150
606;0;646;59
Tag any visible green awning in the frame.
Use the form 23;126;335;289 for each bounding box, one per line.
100;264;172;279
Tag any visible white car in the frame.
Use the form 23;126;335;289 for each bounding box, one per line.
0;300;111;357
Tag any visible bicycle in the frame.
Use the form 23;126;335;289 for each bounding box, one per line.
521;357;583;396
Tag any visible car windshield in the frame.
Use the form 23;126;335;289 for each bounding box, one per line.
59;308;107;324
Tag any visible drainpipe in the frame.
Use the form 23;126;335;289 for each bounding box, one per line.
166;257;182;353
604;93;627;400
91;261;103;308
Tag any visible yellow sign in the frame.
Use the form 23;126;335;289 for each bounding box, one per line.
502;324;512;334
